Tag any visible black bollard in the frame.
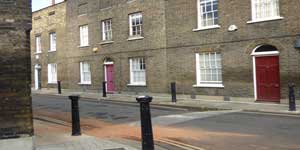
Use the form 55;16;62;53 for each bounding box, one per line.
136;96;154;150
57;81;62;94
171;82;177;103
69;95;81;136
103;81;107;97
288;84;296;111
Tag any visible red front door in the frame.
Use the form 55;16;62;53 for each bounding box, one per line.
105;64;114;93
256;56;280;102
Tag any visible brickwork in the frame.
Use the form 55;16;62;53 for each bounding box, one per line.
31;0;300;103
0;0;33;139
31;1;67;89
64;0;168;93
165;0;300;101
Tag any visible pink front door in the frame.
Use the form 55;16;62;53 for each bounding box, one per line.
105;64;115;93
256;56;280;102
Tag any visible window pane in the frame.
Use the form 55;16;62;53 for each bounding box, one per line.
197;52;222;83
130;58;146;84
199;0;218;27
130;13;142;36
253;0;279;20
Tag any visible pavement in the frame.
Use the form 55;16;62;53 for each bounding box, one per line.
32;88;300;115
34;118;167;150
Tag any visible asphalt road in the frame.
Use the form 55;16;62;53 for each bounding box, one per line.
32;94;189;124
32;94;300;150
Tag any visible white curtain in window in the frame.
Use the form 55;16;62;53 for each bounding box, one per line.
196;52;222;84
36;36;41;53
48;64;57;83
130;57;146;85
50;33;56;51
80;25;89;46
80;62;91;84
253;0;279;20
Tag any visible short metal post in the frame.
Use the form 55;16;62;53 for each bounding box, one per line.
171;82;177;103
57;81;62;94
69;95;81;136
103;81;107;97
136;96;154;150
289;84;296;111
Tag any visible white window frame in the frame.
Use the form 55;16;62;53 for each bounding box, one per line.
36;35;42;53
194;0;220;31
248;0;283;23
194;52;224;88
48;63;57;84
102;19;113;41
129;57;146;86
80;62;92;84
49;32;56;52
129;12;143;39
79;25;89;47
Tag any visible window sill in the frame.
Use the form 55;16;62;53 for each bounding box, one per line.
48;50;56;53
48;82;57;84
78;14;87;17
127;36;144;41
35;52;42;55
78;45;90;48
78;82;91;85
193;84;224;88
99;41;114;45
127;84;147;87
247;16;284;24
100;7;112;11
193;25;221;32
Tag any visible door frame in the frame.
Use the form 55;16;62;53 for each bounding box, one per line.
251;46;280;100
103;61;114;93
34;64;41;90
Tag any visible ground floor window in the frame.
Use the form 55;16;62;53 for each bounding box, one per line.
48;63;57;83
195;52;223;87
80;62;91;84
129;57;146;85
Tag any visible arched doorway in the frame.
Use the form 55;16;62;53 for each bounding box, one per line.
251;45;280;102
103;58;115;93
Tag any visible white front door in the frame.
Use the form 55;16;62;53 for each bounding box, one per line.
35;65;41;90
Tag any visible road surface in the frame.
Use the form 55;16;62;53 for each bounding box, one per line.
32;94;300;150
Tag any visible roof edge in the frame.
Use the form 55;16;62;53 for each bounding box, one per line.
33;0;67;13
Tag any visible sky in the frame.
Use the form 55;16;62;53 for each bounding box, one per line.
32;0;64;12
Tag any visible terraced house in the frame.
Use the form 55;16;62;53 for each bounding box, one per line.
31;0;300;103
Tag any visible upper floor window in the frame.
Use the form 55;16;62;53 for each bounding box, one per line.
49;32;56;52
80;62;91;84
48;63;57;84
195;52;223;88
79;25;89;47
36;36;42;53
197;0;219;29
251;0;280;21
129;12;143;38
102;19;113;41
129;57;146;85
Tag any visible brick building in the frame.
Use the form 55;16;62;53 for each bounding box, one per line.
0;0;33;149
31;0;300;103
31;1;67;91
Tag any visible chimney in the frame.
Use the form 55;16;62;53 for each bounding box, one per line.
51;0;55;5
